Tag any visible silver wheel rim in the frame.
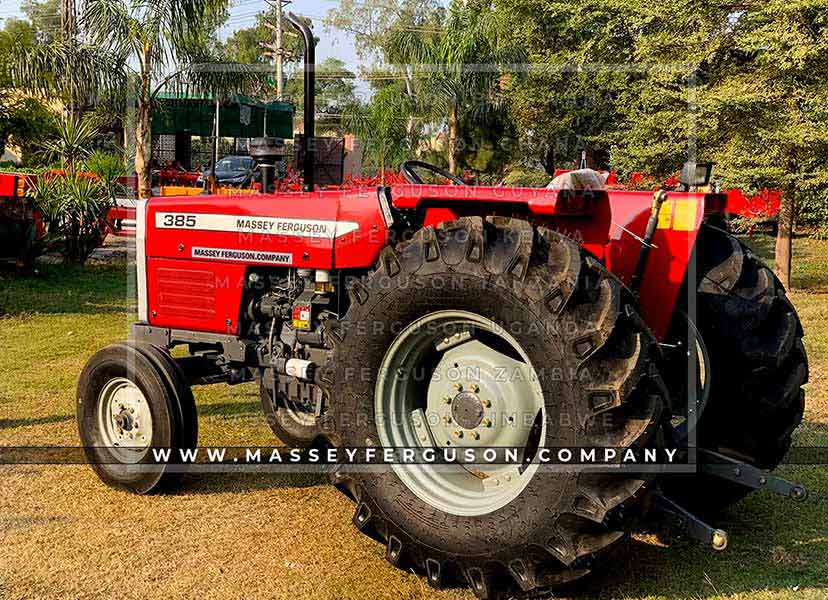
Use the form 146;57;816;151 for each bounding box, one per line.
375;310;546;517
96;377;153;462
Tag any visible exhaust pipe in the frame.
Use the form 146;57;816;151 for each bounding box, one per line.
285;12;315;192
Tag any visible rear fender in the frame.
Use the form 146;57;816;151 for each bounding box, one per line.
389;184;724;340
602;191;725;340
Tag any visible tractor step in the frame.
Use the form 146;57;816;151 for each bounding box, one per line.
651;491;729;551
698;449;807;501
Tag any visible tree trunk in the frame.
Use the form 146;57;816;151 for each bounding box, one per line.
135;100;151;199
447;104;459;175
135;52;152;200
774;188;795;289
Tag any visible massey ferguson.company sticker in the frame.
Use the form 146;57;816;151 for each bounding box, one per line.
155;212;359;239
192;246;293;265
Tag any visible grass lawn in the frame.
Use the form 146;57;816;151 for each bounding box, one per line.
0;233;826;600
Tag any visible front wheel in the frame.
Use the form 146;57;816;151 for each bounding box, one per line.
322;217;668;597
77;342;197;494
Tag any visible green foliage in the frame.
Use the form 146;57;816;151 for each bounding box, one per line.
20;0;61;44
344;88;413;176
501;165;550;187
0;97;57;167
26;172;111;264
84;150;126;181
39;114;100;170
284;57;358;134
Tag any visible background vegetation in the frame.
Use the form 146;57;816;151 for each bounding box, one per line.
0;0;826;279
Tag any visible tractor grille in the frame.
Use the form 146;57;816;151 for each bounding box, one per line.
155;267;217;320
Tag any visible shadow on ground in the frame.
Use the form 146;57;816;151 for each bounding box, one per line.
178;470;329;494
0;414;73;430
0;262;131;316
558;465;827;599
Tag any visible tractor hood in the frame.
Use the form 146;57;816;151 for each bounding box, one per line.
140;188;388;333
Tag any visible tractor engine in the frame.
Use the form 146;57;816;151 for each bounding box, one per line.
241;266;344;435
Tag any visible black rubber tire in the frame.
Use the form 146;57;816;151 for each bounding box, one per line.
320;217;668;598
77;341;198;494
260;381;317;447
668;224;808;512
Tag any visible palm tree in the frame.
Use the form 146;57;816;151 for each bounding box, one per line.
344;88;413;181
81;0;236;199
384;0;514;174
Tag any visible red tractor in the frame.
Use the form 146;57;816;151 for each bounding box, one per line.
77;15;808;598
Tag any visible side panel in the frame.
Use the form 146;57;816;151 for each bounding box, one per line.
146;257;247;334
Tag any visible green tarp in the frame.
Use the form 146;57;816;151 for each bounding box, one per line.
152;93;294;139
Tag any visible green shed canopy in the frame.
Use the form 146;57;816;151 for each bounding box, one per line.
152;93;294;139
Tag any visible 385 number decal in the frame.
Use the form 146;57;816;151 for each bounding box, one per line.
158;213;197;228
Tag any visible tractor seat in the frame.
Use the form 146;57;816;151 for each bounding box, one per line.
547;168;607;191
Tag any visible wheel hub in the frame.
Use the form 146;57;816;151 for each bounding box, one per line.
451;391;485;430
96;377;153;460
375;311;546;517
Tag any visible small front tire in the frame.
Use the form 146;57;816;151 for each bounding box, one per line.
77;342;197;494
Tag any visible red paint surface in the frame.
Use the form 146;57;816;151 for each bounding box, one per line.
143;184;721;340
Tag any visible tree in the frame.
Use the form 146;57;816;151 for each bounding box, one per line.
380;0;514;173
221;8;308;99
81;0;252;199
344;87;412;179
600;0;828;288
705;1;828;288
20;0;61;44
284;57;357;134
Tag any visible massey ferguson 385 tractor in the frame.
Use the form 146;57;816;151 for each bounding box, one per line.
77;14;808;598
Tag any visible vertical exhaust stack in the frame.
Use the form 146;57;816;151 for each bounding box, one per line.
285;12;315;192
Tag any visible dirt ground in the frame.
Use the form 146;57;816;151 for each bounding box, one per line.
1;233;826;600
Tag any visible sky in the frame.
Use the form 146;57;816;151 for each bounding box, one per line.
0;0;373;103
216;0;362;71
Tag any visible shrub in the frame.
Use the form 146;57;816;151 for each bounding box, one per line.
26;172;111;264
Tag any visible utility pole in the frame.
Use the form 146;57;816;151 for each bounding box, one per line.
263;0;289;98
275;0;284;99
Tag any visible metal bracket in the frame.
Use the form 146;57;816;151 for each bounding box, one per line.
699;449;807;501
652;491;728;551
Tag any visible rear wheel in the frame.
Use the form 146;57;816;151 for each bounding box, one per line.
321;217;667;597
77;342;197;494
666;224;808;512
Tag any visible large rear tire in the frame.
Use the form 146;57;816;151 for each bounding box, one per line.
668;224;808;512
321;217;668;598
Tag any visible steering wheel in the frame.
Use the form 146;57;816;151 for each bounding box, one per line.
400;160;467;186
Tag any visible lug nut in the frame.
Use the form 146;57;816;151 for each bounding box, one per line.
711;530;728;551
482;418;492;428
469;431;480;440
471;384;480;393
443;396;453;404
453;383;463;391
443;415;452;424
453;430;464;439
481;399;491;408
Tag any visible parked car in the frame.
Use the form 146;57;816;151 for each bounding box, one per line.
198;155;258;187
